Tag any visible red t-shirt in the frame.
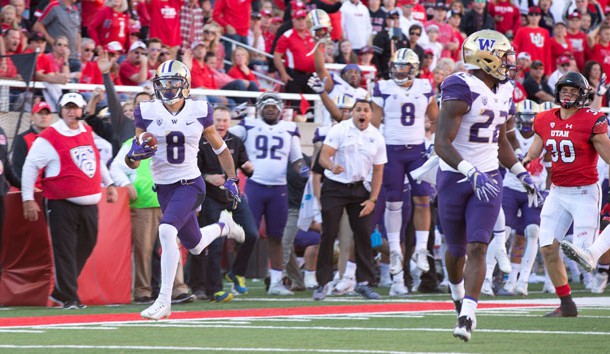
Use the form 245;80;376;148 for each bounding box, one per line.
275;28;315;73
35;52;53;74
190;59;217;89
513;80;526;104
534;107;607;187
549;38;573;72
590;42;610;77
488;1;521;36
79;61;103;84
119;60;151;86
88;7;131;50
212;0;253;37
513;26;552;75
411;4;427;24
566;31;589;71
228;66;260;86
147;0;182;46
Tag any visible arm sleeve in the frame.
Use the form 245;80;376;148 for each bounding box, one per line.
21;137;54;201
440;75;473;108
229;120;247;140
373;136;388;165
289;135;303;164
323;124;341;150
100;159;114;186
11;135;28;177
104;72;126;133
236;137;250;167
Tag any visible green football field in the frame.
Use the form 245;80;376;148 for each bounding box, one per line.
0;281;609;353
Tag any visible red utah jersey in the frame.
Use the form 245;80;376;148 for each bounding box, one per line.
534;107;608;187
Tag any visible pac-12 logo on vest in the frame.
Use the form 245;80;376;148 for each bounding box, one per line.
478;38;496;51
529;33;544;47
70;145;97;178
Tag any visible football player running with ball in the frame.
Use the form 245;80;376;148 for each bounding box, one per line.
126;60;245;320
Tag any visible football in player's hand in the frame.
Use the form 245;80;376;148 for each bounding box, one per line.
139;132;158;148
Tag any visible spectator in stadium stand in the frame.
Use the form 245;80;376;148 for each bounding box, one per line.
264;17;283;54
523;60;554;104
3;27;22;56
341;0;372;53
372;8;409;79
547;54;573;93
146;38;163;75
358;45;375;89
335;39;357;64
426;1;459;59
80;0;104;38
581;12;594;33
565;0;603;30
565;10;589;71
34;35;70;92
323;40;336;63
131;0;150;40
248;11;266;63
459;0;495;36
88;0;131;54
538;0;554;34
405;23;425;62
513;6;552;75
369;0;385;35
227;46;261;91
549;22;573;72
146;0;181;58
33;0;82;72
22;92;118;310
515;51;531;83
419;48;434;85
589;24;610;77
398;0;430;47
2;5;20;32
448;0;464;16
0;125;20;274
447;11;464;58
76;37;97;84
273;9;316;101
11;101;53;183
11;0;32;33
212;0;253;62
180;0;205;53
408;0;428;23
583;60;609;108
119;41;151;86
203;22;226;71
488;0;521;39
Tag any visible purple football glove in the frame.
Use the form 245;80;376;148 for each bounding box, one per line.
127;137;156;161
466;167;499;203
517;171;539;207
222;177;241;209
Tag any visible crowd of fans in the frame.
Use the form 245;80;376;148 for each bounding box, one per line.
1;0;610;112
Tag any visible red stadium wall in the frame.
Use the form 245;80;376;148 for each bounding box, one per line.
0;188;132;306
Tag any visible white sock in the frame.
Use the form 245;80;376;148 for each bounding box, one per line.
385;201;403;253
519;224;539;283
460;297;478;319
189;223;224;255
344;261;357;279
158;223;180;304
415;230;429;251
449;279;465;302
485;237;498;275
270;268;283;285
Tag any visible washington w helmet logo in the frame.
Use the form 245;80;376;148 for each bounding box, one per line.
477;38;496;51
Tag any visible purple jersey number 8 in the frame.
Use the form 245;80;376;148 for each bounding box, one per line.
400;102;415;126
166;131;186;164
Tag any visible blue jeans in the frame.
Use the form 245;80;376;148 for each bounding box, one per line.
187;194;259;296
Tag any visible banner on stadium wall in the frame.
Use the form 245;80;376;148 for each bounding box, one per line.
0;188;132;306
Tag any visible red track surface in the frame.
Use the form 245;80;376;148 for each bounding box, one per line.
0;302;550;328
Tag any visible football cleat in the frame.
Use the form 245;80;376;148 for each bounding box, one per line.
225;272;248;294
389;280;409;297
494;246;512;274
389;250;404;275
591;268;609;294
514;280;529;296
268;282;294;296
212;291;234;303
313;284;330;301
220;210;245;244
481;278;495;296
333;276;356;295
354;283;381;300
453;316;473;342
544;301;578;317
141;299;171;320
413;248;430;273
560;240;596;273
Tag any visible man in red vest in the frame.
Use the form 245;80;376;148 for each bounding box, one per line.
21;92;118;310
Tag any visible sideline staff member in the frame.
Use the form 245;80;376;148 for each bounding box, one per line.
21;92;118;310
313;98;387;301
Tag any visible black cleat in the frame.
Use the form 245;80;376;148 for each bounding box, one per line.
453;315;472;342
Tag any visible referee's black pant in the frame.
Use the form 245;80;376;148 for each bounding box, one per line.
46;199;98;303
316;179;376;286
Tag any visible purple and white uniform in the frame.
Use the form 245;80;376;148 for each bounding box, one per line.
503;130;546;228
230;117;302;238
134;98;213;249
436;72;514;254
322;72;369;126
372;78;435;200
